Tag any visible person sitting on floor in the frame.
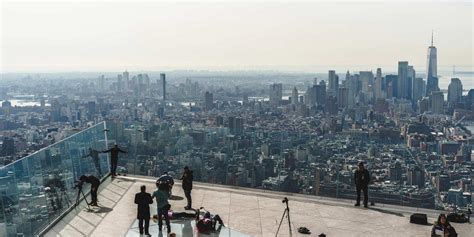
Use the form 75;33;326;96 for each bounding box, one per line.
195;207;225;233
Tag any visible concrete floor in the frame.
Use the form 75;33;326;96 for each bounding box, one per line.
45;176;473;237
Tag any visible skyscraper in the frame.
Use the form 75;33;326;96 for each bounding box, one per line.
375;68;383;99
123;70;130;90
430;91;444;114
269;83;283;106
291;87;298;105
447;78;463;106
407;65;415;101
397;61;409;99
328;70;339;98
160;73;166;101
426;32;438;96
412;77;425;107
337;87;349;108
204;91;213;111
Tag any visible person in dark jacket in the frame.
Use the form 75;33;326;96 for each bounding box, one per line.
102;145;127;177
431;214;457;237
135;185;153;236
180;166;193;210
354;161;370;208
79;175;100;206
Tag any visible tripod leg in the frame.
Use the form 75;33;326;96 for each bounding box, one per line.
286;207;292;237
275;208;287;237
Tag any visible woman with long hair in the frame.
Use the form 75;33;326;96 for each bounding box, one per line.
431;214;457;237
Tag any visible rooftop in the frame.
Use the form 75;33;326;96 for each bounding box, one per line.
44;176;473;237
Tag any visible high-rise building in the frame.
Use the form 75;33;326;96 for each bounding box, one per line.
328;70;339;98
385;74;398;98
123;70;130;90
360;71;374;94
407;65;415;101
161;73;166;101
447;78;463;106
117;74;123;91
430;91;444;114
291;87;298;105
1;137;15;156
345;73;358;107
397;61;409;99
269;83;283;106
375;68;383;99
204;91;213;111
412;77;425;107
426;32;438;96
316;80;327;106
337;87;349;109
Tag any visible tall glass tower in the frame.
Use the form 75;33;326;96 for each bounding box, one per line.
426;32;438;96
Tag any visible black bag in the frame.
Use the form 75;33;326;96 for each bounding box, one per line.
447;213;467;223
410;213;427;225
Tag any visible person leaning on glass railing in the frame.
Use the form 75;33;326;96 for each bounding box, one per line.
102;144;127;177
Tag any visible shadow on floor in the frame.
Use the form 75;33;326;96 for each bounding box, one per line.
368;207;404;217
93;206;114;213
126;219;250;237
170;195;184;201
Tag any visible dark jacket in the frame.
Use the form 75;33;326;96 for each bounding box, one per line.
181;170;194;190
84;175;100;188
103;147;127;159
431;222;457;237
135;191;153;219
354;169;370;187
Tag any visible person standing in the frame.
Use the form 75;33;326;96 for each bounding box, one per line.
152;182;171;234
79;175;100;206
354;161;370;208
83;148;103;177
180;166;193;210
102;145;127;177
468;208;471;223
157;171;174;196
135;185;153;237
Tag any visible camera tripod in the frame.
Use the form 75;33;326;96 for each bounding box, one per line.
56;188;72;209
275;197;292;237
75;185;91;209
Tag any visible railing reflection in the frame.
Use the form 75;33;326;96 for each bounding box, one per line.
0;122;109;237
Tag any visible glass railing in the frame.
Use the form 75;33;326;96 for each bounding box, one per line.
0;122;109;237
106;121;468;213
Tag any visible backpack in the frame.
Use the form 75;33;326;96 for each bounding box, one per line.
196;218;212;233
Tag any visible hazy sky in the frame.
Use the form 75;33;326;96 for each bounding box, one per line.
1;0;472;72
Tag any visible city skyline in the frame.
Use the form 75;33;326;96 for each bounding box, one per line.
1;1;473;72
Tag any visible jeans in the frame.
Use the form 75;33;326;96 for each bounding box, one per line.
158;206;170;230
111;157;118;176
356;185;368;206
91;185;99;204
184;189;192;208
138;218;150;234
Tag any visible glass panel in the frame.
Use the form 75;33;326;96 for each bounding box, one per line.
0;122;108;236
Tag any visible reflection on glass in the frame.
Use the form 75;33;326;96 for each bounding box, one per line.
0;122;108;237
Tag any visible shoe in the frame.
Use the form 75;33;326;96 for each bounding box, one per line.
354;203;360;206
364;205;369;208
